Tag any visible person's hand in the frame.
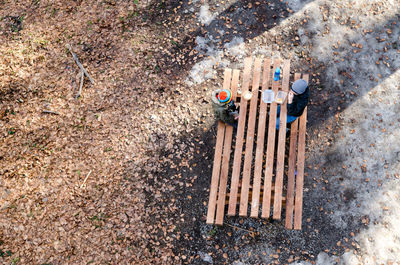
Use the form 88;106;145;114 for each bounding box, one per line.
288;91;294;104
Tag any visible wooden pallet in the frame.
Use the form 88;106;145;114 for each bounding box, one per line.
206;57;309;230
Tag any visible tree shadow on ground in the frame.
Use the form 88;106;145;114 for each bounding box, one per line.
143;0;312;79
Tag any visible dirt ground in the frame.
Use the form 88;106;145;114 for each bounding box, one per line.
0;0;399;264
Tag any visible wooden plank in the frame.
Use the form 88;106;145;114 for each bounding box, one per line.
215;69;240;225
206;69;231;224
227;58;253;216
250;58;271;218
284;73;301;229
239;58;262;216
294;73;309;230
273;59;291;220
261;58;280;218
226;187;287;206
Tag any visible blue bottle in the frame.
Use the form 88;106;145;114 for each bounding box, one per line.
274;67;280;81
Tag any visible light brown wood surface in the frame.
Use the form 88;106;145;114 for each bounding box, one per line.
239;58;262;216
273;59;291;220
261;59;280;218
215;69;240;225
206;69;231;224
285;73;301;229
227;57;252;216
250;59;272;218
294;73;309;230
207;58;309;230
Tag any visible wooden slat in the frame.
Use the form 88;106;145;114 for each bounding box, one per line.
273;59;291;220
215;69;240;225
239;58;262;216
227;187;286;206
284;73;301;229
294;73;309;230
250;58;271;218
227;57;253;216
206;69;231;224
261;58;280;218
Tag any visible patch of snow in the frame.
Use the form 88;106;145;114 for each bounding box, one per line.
287;0;313;12
186;2;255;85
224;37;245;58
194;36;212;54
198;4;215;26
290;251;360;265
186;35;243;85
186;55;219;85
314;252;338;265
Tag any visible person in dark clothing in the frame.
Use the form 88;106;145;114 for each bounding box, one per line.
211;89;239;128
276;79;310;129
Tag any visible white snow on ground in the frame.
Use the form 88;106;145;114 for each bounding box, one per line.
186;36;229;85
287;0;313;12
186;3;246;85
186;35;246;85
198;3;215;26
186;32;243;86
224;36;245;58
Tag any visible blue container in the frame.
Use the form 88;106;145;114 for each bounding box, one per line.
273;67;280;81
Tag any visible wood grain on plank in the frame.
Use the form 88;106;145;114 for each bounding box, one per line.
284;73;301;228
239;57;262;216
206;69;231;224
250;58;271;218
227;186;286;206
294;73;309;230
215;69;240;225
227;58;253;216
272;59;291;220
261;59;280;218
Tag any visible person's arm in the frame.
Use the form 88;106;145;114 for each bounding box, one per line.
213;104;236;124
288;91;294;104
227;102;239;119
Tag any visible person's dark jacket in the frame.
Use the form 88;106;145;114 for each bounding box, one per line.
287;87;310;117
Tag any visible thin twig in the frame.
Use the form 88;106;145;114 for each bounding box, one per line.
66;44;95;85
223;222;257;235
75;70;84;98
80;170;92;188
42;110;59;115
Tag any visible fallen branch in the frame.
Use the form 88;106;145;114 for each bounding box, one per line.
80;170;92;188
223;222;257;235
66;44;95;85
42;110;59;115
75;70;84;98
